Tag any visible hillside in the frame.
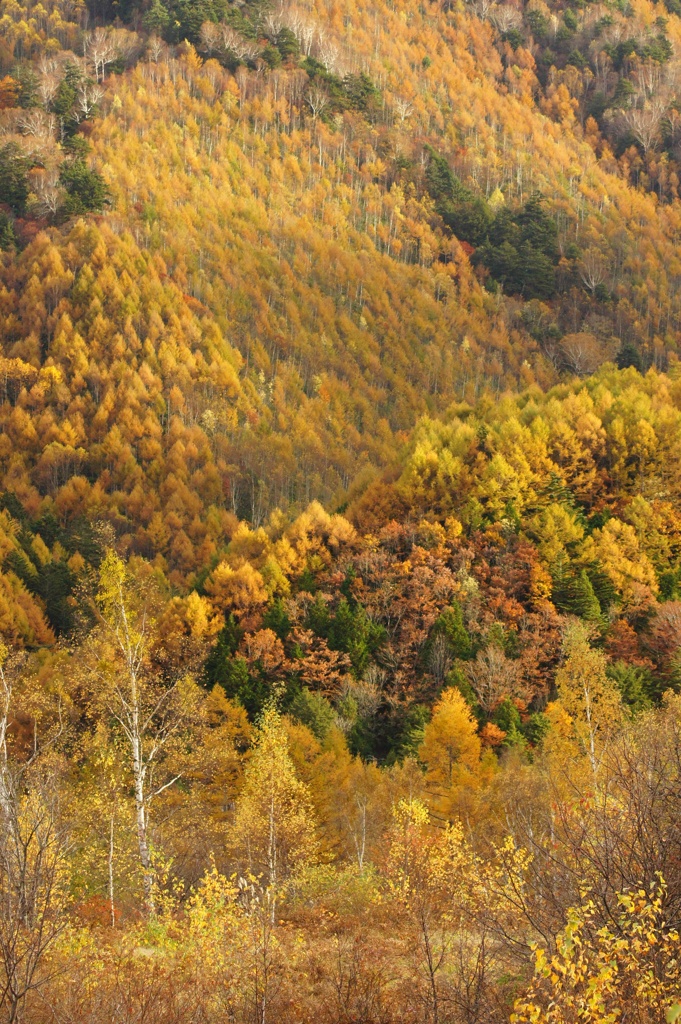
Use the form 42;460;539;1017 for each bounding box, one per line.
1;0;681;1020
5;0;681;532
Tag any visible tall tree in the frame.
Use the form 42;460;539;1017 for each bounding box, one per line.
94;551;200;913
555;622;622;777
231;705;318;915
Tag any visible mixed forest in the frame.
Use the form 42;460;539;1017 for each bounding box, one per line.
3;0;681;1019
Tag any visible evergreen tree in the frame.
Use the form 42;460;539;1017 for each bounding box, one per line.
0;212;16;250
552;568;602;621
616;342;643;372
0;144;30;216
59;161;110;215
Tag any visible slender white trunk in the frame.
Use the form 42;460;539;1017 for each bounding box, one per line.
268;783;276;924
131;724;154;912
583;681;598;777
354;796;367;871
108;814;115;928
0;666;15;824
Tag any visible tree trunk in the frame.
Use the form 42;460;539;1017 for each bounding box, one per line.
131;729;154;913
108;814;116;928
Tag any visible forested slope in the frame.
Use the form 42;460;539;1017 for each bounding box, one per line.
6;0;681;523
2;0;681;1019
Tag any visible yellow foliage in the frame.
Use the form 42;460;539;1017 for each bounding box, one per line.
581;518;658;605
232;706;318;889
205;561;268;617
525;503;585;566
419;688;482;808
513;881;681;1024
555;621;622;774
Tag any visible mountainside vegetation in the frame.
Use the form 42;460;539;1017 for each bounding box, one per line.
2;0;681;1019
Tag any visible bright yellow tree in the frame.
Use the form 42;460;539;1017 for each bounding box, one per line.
512;881;681;1024
231;705;318;913
419;687;481;816
555;622;622;777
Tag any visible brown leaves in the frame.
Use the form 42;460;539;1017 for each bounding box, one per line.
644;601;681;673
465;645;524;715
290;627;351;697
243;628;291;678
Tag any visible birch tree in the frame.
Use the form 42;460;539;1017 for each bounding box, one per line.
95;551;199;914
555;621;622;777
232;705;317;914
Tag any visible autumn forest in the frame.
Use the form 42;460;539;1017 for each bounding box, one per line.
2;0;681;1018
